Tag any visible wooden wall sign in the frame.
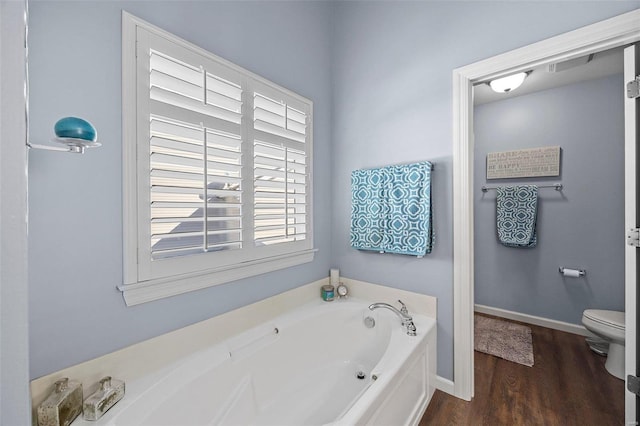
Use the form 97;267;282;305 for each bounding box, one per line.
486;146;560;179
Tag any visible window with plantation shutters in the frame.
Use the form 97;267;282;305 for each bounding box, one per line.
121;13;314;306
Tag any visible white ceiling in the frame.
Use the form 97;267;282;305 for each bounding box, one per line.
474;46;624;105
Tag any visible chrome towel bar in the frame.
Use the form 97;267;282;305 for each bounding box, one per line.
481;183;563;193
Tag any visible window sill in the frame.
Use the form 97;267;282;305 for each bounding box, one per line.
118;249;316;306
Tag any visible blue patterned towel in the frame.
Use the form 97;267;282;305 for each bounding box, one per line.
496;185;538;248
351;161;433;256
351;167;386;251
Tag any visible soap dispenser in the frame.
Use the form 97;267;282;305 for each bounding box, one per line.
36;378;83;426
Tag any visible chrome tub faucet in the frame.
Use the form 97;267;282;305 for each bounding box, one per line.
368;300;417;336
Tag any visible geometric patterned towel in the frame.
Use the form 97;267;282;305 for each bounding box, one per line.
496;185;538;248
351;161;433;256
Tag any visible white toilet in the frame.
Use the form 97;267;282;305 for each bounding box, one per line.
582;309;625;380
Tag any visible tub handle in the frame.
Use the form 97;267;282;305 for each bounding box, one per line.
405;321;417;337
397;300;408;316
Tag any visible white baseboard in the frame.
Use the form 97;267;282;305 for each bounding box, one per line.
435;375;455;396
474;304;591;337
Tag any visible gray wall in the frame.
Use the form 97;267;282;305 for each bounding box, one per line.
330;2;638;380
27;0;639;383
28;1;333;379
474;74;625;324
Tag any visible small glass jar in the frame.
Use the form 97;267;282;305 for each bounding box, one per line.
37;378;83;426
321;284;335;301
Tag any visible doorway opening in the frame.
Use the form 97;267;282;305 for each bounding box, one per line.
451;9;640;424
471;46;626;423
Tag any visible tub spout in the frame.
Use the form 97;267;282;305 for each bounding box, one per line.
368;302;417;336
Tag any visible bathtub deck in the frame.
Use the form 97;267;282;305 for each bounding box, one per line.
420;315;624;425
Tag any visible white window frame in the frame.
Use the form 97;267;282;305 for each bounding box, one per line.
119;12;314;306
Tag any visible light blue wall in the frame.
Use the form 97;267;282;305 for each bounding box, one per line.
330;2;639;380
474;74;625;324
28;1;333;379
28;0;639;383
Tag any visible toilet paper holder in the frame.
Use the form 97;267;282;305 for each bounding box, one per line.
558;267;586;277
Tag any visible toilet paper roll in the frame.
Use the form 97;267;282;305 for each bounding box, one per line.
562;268;581;278
330;268;340;286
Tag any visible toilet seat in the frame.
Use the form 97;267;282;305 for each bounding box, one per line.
583;309;625;331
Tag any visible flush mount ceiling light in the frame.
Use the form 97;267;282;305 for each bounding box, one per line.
488;71;529;93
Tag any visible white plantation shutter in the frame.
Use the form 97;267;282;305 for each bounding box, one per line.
253;142;307;245
122;16;313;301
146;45;244;265
149;119;243;260
254;93;307;143
252;87;310;248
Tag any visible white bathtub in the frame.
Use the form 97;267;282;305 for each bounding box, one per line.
76;298;436;426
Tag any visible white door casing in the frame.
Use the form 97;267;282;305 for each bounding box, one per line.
0;0;31;423
452;11;640;422
625;42;639;425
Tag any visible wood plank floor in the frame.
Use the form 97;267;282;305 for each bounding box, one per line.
420;315;625;425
